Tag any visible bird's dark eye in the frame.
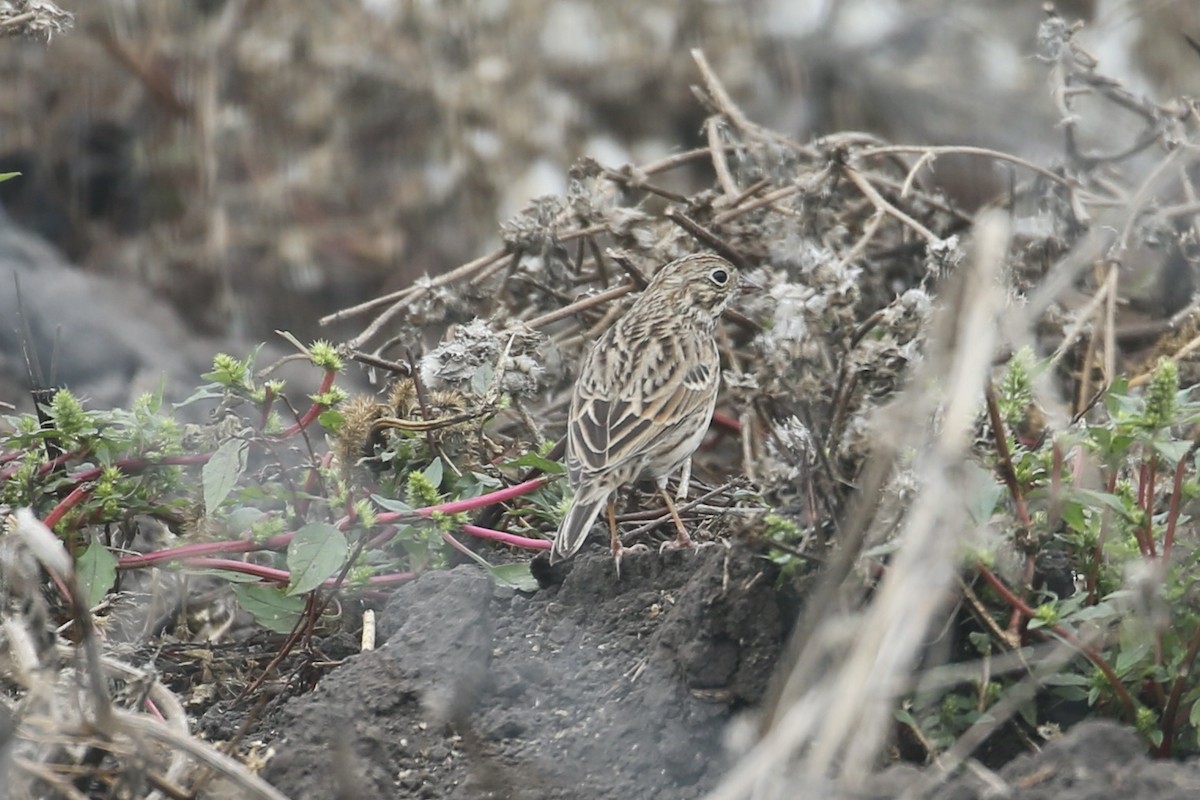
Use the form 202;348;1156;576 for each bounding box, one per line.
710;269;728;285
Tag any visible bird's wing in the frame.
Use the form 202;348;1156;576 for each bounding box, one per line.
568;323;717;484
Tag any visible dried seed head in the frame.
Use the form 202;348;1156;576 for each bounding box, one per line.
336;395;390;478
419;318;546;398
500;195;567;253
387;379;418;417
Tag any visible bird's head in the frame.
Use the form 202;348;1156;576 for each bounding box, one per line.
645;253;740;322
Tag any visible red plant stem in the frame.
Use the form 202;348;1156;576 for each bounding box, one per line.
0;448;83;481
366;527;397;549
118;532;291;568
418;477;550;516
1141;456;1158;557
182;557;417;588
363;566;420;586
48;570;73;606
66;453;212;484
976;562;1138;720
37;447;89;476
143;697;165;722
366;571;420;586
985;385;1035;636
44;484;93;528
295;452;333;521
1163;447;1195;561
983;386;1032;528
1007;553;1037;640
182;558;284;583
441;531;476;560
711;410;742;433
1132;459;1152;557
460;523;550;550
259;382;276;432
1088;469;1121;604
1156;623;1200;757
119;477;553;569
1136;459;1148;512
278;369;336;438
3;448;202;483
372;477;551;525
380;520;548;551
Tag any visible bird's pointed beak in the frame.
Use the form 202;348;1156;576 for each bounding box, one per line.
738;274;765;295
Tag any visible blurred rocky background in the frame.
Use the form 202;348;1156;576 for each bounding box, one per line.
1;0;1198;410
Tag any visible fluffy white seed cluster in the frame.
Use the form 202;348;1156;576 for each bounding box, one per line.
419;318;546;398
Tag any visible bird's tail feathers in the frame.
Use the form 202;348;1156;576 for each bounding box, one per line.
549;497;606;564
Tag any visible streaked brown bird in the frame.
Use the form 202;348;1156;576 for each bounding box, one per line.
549;252;740;567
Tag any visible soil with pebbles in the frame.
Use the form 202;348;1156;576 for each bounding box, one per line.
258;545;787;799
252;546;1200;800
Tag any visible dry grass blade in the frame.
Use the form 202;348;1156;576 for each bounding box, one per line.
705;213;1011;799
110;709;292;800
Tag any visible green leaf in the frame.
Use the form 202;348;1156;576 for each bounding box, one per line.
233;584;305;633
275;330;308;354
422;457;444;490
1049;684;1090;702
173;385;226;409
966;631;993;655
1069;602;1119;624
371;494;413;514
223;506;266;535
503;451;567;474
1190;693;1200;730
203;438;248;514
183;567;263;583
285;522;348;595
1016;697;1039;727
1069;488;1129;517
1154;438;1192;464
1045;674;1092;699
0;172;20;182
455;471;503;499
318;409;345;432
146;378;165;414
427;532;539;591
965;468;1004;526
1114;636;1152;677
76;538;118;608
490;562;540;592
1040;672;1091;686
396;524;432;567
1104;376;1131;413
1061;502;1086;534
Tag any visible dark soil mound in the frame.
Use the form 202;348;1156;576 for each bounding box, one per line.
930;720;1200;800
261;545;785;799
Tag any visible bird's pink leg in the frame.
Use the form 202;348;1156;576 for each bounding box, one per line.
658;488;694;550
609;499;647;576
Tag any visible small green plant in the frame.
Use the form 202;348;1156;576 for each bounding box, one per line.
911;356;1200;757
1;340;556;640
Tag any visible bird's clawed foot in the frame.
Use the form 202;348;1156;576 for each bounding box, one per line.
658;527;694;553
612;543;650;578
657;486;703;554
660;535;723;554
608;500;651;578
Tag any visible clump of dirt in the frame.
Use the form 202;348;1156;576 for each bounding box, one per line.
929;720;1200;800
260;545;785;799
